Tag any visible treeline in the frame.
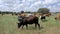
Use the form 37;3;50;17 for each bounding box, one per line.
0;11;36;16
0;11;20;16
0;11;34;14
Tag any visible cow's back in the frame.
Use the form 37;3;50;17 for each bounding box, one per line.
21;16;38;24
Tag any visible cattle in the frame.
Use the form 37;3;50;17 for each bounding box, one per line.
44;13;51;17
40;15;46;21
38;13;51;21
55;14;60;20
17;16;40;29
39;14;46;21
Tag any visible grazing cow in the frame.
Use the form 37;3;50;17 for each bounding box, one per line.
45;13;51;17
55;14;60;20
40;15;46;21
39;14;46;21
45;14;49;17
17;16;40;29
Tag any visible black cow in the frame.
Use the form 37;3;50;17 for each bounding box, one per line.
40;15;46;21
17;16;40;29
41;16;46;20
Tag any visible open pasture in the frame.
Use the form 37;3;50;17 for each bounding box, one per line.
0;14;60;34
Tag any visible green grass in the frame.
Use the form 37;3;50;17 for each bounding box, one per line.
0;14;60;34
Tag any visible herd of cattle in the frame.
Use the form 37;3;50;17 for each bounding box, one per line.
2;13;60;29
17;12;60;29
0;12;60;29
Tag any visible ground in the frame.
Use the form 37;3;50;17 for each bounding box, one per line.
0;14;60;34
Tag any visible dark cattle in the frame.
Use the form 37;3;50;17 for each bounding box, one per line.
39;14;46;21
40;15;46;21
17;16;40;29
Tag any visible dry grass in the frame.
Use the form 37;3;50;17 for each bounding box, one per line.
0;14;60;34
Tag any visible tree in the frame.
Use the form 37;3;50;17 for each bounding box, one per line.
37;8;50;14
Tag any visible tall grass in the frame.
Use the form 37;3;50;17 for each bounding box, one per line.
0;14;60;34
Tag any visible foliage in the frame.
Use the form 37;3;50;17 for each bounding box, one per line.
37;8;50;14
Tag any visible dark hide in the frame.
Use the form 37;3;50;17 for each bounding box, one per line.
18;16;40;29
40;16;46;21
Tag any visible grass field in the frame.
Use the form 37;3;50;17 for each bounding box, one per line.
0;14;60;34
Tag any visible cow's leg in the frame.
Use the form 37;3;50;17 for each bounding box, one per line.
35;24;37;29
18;23;22;29
22;25;24;29
26;24;28;29
37;23;40;29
